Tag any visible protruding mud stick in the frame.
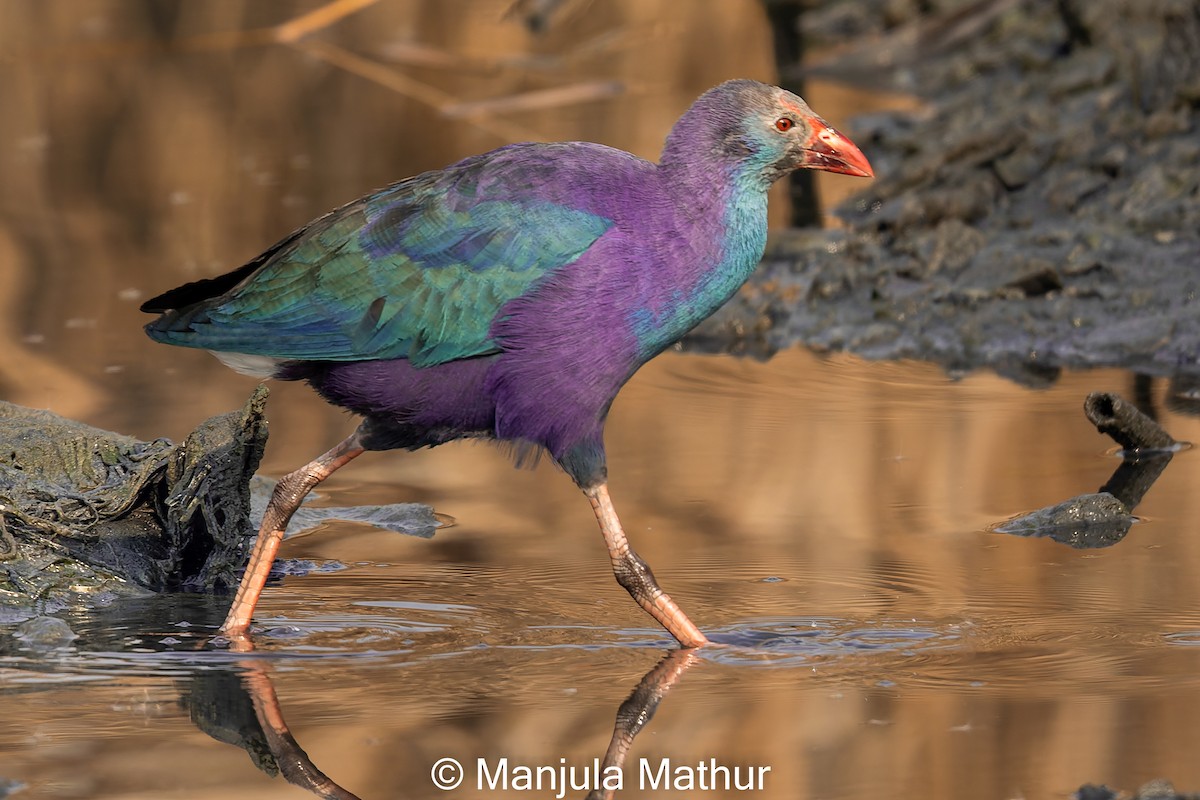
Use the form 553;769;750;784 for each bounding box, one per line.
993;391;1181;547
1084;391;1178;511
586;649;700;800
1083;392;1177;452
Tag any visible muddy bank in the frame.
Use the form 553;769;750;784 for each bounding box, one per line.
1078;780;1200;800
0;390;440;617
0;390;269;611
688;0;1200;386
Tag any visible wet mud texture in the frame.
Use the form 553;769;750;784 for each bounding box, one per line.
992;391;1177;548
1078;780;1200;800
0;391;441;613
690;0;1200;385
0;389;269;609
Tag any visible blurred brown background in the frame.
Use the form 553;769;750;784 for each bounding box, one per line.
3;3;1200;800
0;0;901;428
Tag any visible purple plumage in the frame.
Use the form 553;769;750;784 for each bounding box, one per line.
141;79;873;647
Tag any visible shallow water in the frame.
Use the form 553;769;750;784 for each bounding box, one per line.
5;352;1200;800
4;3;1200;799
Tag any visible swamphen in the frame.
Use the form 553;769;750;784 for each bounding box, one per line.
141;79;873;647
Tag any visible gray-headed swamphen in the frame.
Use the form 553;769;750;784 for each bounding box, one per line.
142;79;873;647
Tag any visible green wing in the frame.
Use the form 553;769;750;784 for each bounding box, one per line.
145;162;613;367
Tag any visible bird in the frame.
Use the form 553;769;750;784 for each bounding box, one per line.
141;79;873;648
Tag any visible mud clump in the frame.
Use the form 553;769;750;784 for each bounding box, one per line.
688;0;1200;385
0;388;269;609
1077;779;1200;800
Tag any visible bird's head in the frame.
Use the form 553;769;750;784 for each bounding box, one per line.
662;79;874;188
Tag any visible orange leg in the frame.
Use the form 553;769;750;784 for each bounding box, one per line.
585;483;709;648
220;433;365;635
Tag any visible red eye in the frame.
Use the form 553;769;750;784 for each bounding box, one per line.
775;117;794;132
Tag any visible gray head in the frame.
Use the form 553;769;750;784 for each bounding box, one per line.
661;79;873;186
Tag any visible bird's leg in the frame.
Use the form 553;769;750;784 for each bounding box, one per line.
584;483;709;648
220;433;365;636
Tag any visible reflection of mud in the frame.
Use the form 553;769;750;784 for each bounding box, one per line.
992;392;1181;548
187;665;362;800
2;594;363;800
687;0;1200;384
991;390;1194;797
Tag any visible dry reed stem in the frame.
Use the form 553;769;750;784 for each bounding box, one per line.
442;80;624;118
4;0;633;146
273;0;380;43
293;39;545;143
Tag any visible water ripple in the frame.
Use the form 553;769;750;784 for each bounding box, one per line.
701;616;963;667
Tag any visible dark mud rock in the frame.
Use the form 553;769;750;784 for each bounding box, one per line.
0;778;25;798
0;389;269;608
1077;779;1200;800
281;500;440;539
12;615;78;647
1166;374;1200;416
249;477;440;540
953;253;1063;299
991;391;1178;547
992;492;1134;548
993;142;1051;190
697;0;1200;383
1084;391;1176;451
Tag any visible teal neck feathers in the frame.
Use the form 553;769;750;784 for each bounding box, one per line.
628;161;771;359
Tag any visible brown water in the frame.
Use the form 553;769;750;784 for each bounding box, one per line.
4;3;1200;799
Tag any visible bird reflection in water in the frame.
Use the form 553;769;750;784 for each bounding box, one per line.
189;645;699;800
183;659;361;800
